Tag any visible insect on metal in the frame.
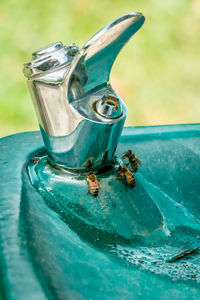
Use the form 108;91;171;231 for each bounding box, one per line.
86;157;93;172
101;95;119;111
121;150;141;172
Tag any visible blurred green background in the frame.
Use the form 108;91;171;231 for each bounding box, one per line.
0;0;199;137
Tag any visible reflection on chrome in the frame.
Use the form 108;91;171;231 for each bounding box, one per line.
23;13;145;171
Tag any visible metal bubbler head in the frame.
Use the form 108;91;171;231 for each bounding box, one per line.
23;13;145;172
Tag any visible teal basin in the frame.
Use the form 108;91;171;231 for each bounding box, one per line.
0;124;200;299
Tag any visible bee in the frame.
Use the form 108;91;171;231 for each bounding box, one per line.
86;171;100;197
102;95;119;111
116;166;136;187
102;149;108;164
86;157;93;172
121;150;141;172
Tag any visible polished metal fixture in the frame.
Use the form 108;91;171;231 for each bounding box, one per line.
23;13;145;172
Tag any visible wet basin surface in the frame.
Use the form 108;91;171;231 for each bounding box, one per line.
0;124;200;299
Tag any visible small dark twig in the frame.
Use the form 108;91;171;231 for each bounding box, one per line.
167;247;199;263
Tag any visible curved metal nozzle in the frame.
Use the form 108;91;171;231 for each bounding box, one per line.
23;13;145;172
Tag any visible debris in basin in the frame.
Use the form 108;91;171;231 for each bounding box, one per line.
121;150;141;172
167;247;199;263
86;171;100;197
116;166;136;187
111;242;200;283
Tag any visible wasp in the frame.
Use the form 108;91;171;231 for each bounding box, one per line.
121;150;141;172
86;171;100;197
116;166;136;187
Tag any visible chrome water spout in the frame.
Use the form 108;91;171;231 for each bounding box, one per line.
23;13;145;172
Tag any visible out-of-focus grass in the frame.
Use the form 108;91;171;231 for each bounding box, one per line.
0;0;199;137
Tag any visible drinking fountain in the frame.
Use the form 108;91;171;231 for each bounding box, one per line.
0;12;200;300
